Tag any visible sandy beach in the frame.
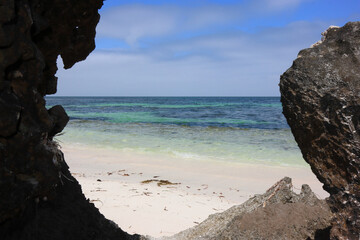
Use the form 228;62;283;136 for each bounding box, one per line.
62;143;328;238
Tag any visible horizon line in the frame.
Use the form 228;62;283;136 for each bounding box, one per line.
47;95;281;98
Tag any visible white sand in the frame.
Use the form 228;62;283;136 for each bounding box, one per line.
62;143;328;238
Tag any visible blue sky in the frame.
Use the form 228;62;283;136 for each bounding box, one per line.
56;0;360;96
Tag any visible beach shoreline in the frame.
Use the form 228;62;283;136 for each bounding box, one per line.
62;143;328;238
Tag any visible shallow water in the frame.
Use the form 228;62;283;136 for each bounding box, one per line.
46;97;305;166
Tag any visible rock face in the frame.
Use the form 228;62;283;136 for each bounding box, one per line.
157;177;332;240
0;0;139;239
280;22;360;239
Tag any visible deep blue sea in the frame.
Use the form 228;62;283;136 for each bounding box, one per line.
46;97;305;166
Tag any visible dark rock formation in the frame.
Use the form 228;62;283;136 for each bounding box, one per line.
48;105;69;138
280;22;360;239
157;177;332;240
0;0;139;239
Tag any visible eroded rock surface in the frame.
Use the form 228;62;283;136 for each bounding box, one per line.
0;0;139;239
280;22;360;239
155;177;332;240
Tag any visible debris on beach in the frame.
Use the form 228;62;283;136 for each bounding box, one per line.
141;179;180;187
71;172;86;177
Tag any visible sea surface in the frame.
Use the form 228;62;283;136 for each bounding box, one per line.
46;97;306;166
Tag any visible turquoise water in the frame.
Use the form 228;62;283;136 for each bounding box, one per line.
46;97;305;166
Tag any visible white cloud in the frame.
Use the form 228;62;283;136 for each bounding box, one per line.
54;0;360;97
98;5;179;45
56;21;329;96
262;0;309;10
96;0;308;45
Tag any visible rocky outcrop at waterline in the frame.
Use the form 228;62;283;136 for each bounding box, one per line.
280;22;360;239
0;0;139;239
152;177;332;240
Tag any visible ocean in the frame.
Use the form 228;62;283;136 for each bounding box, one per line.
46;97;305;166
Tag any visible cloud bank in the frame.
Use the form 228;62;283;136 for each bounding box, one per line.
56;0;359;96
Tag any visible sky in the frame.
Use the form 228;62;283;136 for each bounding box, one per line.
56;0;360;96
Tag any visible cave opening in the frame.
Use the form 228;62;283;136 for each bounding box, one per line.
46;2;329;238
4;0;358;239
